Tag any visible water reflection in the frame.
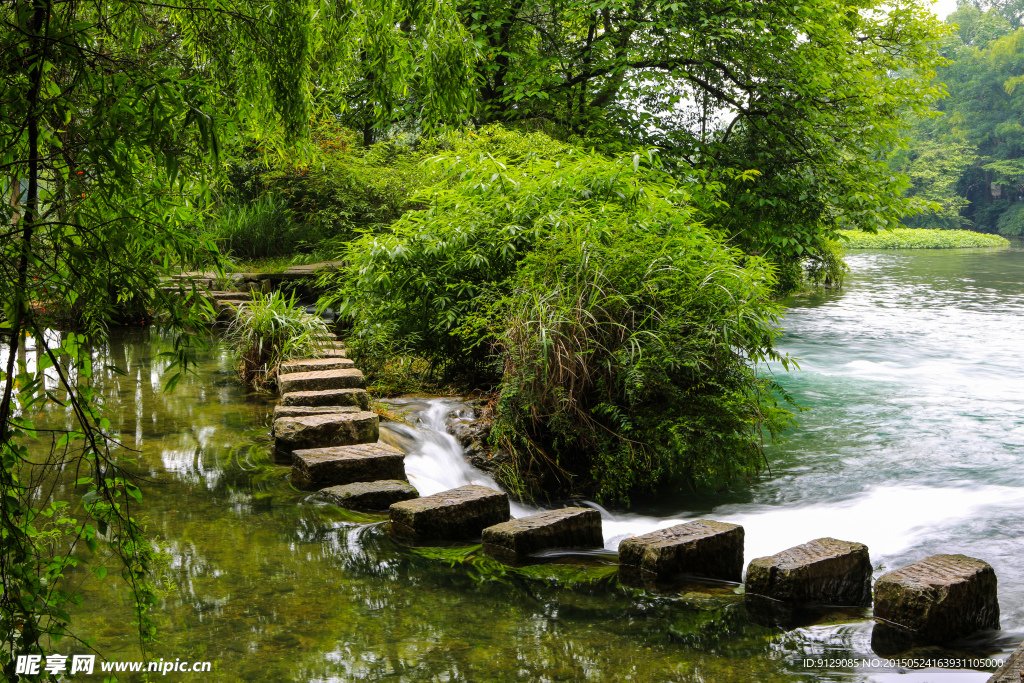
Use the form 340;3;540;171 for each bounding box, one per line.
34;248;1024;681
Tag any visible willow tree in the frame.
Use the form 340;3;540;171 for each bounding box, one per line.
0;0;472;676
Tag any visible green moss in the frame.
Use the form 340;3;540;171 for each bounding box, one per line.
838;228;1010;249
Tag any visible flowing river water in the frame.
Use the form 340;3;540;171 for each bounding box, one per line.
13;247;1024;681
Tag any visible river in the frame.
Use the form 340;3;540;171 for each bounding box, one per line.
12;247;1024;681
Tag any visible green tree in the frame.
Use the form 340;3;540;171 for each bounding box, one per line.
0;0;471;676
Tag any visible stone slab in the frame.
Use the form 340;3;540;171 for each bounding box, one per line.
280;388;369;410
389;485;510;542
482;507;603;564
987;641;1024;682
274;411;378;455
745;537;872;606
278;368;365;393
273;405;361;419
291;443;406;491
618;520;744;583
280;357;354;373
317;348;348;359
207;291;252;301
873;554;999;643
319;480;419;512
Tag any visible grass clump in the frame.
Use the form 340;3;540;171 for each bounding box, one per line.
223;291;332;390
208;194;299;259
839;228;1009;249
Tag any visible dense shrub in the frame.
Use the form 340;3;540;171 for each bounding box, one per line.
325;127;794;504
838;228;1009;248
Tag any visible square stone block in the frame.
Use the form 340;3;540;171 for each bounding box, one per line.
389;485;509;542
274;411;378;455
745;537;872;606
291;443;406;491
280;388;369;410
873;554;999;643
279;368;365;393
319;480;418;512
482;507;603;564
618;520;744;584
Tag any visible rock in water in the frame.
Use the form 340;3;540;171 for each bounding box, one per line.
618;520;744;584
482;507;603;564
280;357;355;373
745;537;872;606
389;485;510;542
280;388;369;410
273;405;360;420
278;368;365;393
291;443;406;490
873;554;999;644
986;640;1024;682
319;480;418;511
274;411;379;455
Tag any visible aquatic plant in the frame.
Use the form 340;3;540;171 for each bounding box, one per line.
838;228;1009;249
223;291;332;390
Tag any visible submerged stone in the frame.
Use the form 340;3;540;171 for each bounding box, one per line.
280;388;369;410
274;411;378;455
278;368;365;393
291;443;406;491
482;507;603;564
618;520;744;584
319;480;419;511
873;554;999;644
280;357;355;373
745;537;872;606
389;485;510;542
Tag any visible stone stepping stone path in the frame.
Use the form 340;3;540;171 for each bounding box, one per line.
744;537;872;607
873;554;999;643
482;507;602;564
389;485;510;542
618;520;744;585
268;341;1007;658
319;480;419;512
281;358;355;372
292;443;407;490
278;368;365;393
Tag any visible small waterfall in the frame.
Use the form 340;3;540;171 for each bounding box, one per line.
378;398;537;518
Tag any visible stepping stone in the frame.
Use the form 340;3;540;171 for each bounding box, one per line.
873;554;999;644
389;485;510;542
319;480;418;512
207;291;252;301
280;388;369;410
482;507;603;564
618;520;744;584
273;405;361;419
291;443;406;490
278;368;365;393
281;357;354;373
745;537;872;606
988;641;1024;682
275;411;378;455
317;348;348;359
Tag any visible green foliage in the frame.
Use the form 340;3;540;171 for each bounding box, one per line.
492;222;794;504
888;138;975;229
996;202;1024;234
207;194;299;259
0;0;473;674
223;291;332;390
327;127;794;503
838;228;1010;248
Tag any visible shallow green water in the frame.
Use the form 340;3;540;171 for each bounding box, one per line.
17;247;1024;682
